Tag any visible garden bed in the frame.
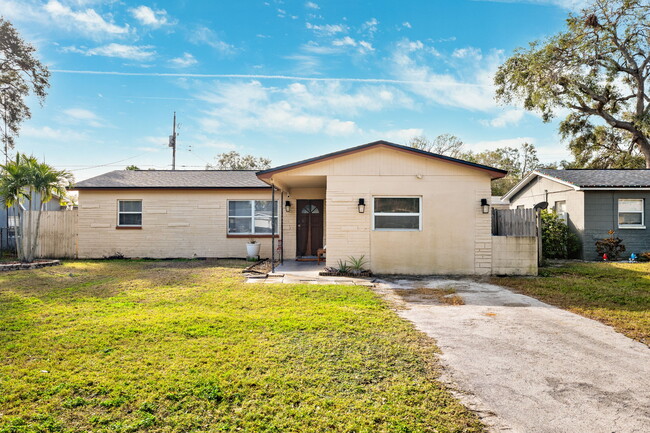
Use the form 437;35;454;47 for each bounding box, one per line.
0;259;61;272
319;271;373;277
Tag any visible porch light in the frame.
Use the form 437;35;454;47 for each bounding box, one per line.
285;200;291;213
358;198;366;213
481;198;490;214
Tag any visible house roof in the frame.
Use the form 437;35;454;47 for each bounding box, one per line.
256;140;508;180
502;168;650;201
72;170;270;190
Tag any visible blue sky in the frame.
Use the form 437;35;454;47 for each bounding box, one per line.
1;0;588;180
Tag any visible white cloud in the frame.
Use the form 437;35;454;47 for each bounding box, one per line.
390;38;500;111
21;125;88;142
452;47;483;60
378;128;425;144
328;37;374;54
305;1;320;9
62;108;105;127
361;18;378;37
189;26;235;54
402;21;412;29
194;80;412;137
129;5;173;28
473;0;589;11
466;137;536;153
481;109;525;127
63;108;97;121
306;22;347;36
169;53;198;68
44;0;129;37
64;43;156;60
332;36;356;47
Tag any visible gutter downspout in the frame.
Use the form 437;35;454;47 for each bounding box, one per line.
271;182;275;273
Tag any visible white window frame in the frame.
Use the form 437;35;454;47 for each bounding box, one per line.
117;200;143;227
618;198;645;229
227;200;279;235
372;196;422;231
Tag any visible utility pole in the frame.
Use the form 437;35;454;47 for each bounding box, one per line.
169;112;177;170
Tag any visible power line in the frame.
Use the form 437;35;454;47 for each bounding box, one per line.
67;152;151;172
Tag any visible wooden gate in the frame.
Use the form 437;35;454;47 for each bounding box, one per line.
22;210;78;258
491;208;537;237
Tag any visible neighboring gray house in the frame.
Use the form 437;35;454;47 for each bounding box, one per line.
0;193;70;251
503;169;650;260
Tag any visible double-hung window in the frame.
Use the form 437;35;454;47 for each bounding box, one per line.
618;199;645;229
228;200;278;235
118;200;142;227
373;197;421;231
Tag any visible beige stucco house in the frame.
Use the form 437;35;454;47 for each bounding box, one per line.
74;140;537;275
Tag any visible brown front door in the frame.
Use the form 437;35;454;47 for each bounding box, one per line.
296;199;324;257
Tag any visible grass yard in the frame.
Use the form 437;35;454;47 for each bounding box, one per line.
491;261;650;346
0;260;483;433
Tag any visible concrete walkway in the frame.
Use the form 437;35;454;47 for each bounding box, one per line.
376;278;650;433
246;260;375;286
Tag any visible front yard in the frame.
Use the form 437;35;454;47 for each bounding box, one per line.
492;261;650;346
0;260;482;433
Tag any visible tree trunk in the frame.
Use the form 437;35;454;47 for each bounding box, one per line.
635;135;650;168
14;206;24;261
29;202;44;262
23;189;33;263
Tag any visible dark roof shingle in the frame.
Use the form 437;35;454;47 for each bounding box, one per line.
73;170;270;189
536;169;650;188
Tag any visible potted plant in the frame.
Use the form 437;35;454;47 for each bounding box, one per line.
246;238;261;260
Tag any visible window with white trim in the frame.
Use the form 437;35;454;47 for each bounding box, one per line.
373;197;421;230
618;199;645;228
228;200;278;235
118;200;142;227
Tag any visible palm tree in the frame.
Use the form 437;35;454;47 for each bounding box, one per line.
0;153;72;262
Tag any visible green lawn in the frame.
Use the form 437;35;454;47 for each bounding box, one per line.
491;261;650;346
0;260;482;433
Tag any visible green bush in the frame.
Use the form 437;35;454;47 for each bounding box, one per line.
541;210;581;259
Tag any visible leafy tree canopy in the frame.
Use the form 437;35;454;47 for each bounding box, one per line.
495;0;650;168
125;165;140;170
408;135;543;196
0;18;50;153
207;151;272;170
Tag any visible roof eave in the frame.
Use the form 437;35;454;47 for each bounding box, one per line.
257;140;508;180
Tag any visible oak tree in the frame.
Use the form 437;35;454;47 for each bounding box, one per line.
495;0;650;168
0;18;50;154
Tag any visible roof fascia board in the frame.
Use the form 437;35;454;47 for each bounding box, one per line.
257;141;507;180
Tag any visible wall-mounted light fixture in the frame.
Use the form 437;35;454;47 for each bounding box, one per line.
480;198;490;214
358;198;366;213
285;200;291;213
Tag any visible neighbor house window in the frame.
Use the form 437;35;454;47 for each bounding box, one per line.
228;200;278;235
117;200;142;227
554;201;566;214
618;199;645;228
373;197;421;230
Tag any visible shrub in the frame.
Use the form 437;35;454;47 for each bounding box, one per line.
637;252;650;262
347;255;368;274
595;230;626;260
541;210;580;259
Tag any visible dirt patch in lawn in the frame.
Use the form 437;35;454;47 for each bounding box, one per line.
393;287;465;305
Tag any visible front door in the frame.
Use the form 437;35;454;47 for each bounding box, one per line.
296;199;324;257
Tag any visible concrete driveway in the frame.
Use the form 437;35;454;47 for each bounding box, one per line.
376;278;650;433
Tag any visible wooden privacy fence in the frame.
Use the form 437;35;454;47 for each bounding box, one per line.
492;208;537;237
22;210;78;258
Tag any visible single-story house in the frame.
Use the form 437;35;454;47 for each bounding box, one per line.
73;140;539;275
503;168;650;259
